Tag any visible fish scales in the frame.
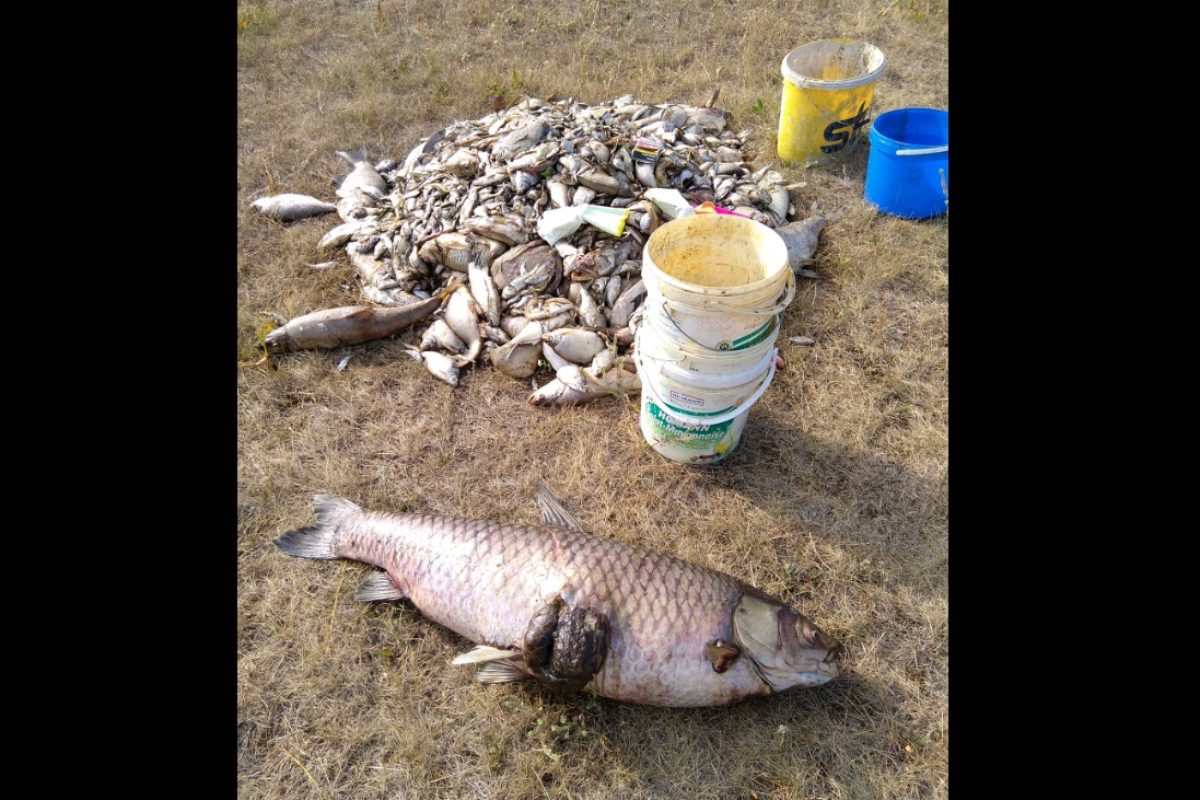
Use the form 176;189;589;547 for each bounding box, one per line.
278;490;841;706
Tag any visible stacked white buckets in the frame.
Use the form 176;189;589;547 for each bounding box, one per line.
634;213;795;465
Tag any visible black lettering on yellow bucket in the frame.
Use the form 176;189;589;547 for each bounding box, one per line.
821;103;870;154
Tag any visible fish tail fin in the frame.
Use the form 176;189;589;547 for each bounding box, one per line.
274;494;361;559
336;147;369;165
435;278;461;302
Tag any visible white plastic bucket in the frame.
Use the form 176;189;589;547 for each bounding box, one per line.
634;324;778;465
642;213;794;352
638;304;781;374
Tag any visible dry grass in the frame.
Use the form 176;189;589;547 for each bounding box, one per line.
238;1;947;797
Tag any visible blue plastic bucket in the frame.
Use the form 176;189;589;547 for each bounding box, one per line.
864;108;948;218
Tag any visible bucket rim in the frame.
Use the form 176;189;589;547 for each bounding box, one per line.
644;214;790;299
780;40;886;91
868;107;949;151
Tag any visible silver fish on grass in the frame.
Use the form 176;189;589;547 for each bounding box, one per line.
274;484;842;706
250;194;338;221
776;216;826;270
336;147;388;197
405;346;460;386
528;362;641;406
263;283;456;354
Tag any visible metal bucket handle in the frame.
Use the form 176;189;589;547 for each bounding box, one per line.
634;347;778;427
661;269;796;319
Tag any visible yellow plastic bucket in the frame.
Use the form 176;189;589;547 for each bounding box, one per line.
777;40;886;165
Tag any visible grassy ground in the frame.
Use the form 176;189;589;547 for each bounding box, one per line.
237;1;948;797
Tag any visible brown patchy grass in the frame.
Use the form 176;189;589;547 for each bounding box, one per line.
238;1;948;797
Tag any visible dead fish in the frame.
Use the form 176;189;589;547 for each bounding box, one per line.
336;191;380;223
491;242;559;292
468;257;502;326
481;324;511;345
305;261;339;270
542;328;606;365
576;167;634;198
318;220;373;250
360;285;419;307
522;296;576;321
604;275;623;309
263;285;454;354
443;149;481;178
500;315;530;338
541;341;571;371
404;346;460;386
336;147;388;196
444;285;483;364
492;119;549;162
250;194;337;221
490;321;543;379
347;248;397;290
528;363;642;406
547;177;571;208
776;216;826;269
419;232;472;272
468;215;529;247
577;287;607;329
272;485;843;706
420;318;466;354
590;348;616;373
608;279;645;328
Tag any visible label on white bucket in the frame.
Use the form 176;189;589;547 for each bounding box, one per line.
641;400;748;465
668;388;705;408
647;401;735;443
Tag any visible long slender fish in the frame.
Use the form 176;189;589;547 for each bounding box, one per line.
274;484;842;707
264;283;456;353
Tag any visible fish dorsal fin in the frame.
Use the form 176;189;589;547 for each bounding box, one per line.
535;482;585;532
346;307;374;321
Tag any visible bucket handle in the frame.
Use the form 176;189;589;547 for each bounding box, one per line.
634;347;779;427
896;146;948;157
663;269;797;319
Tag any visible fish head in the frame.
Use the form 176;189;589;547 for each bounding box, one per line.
732;593;841;691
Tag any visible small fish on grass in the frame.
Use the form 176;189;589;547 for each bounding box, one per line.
250;194;338;221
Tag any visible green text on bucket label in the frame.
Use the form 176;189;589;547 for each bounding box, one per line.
648;401;735;446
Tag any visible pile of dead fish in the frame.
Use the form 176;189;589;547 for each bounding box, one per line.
251;95;825;405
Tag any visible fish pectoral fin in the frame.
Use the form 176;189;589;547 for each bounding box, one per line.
534;482;586;532
475;661;530;684
451;645;523;665
704;640;741;674
353;573;406;602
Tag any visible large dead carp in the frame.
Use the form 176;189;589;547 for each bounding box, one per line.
275;484;841;707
